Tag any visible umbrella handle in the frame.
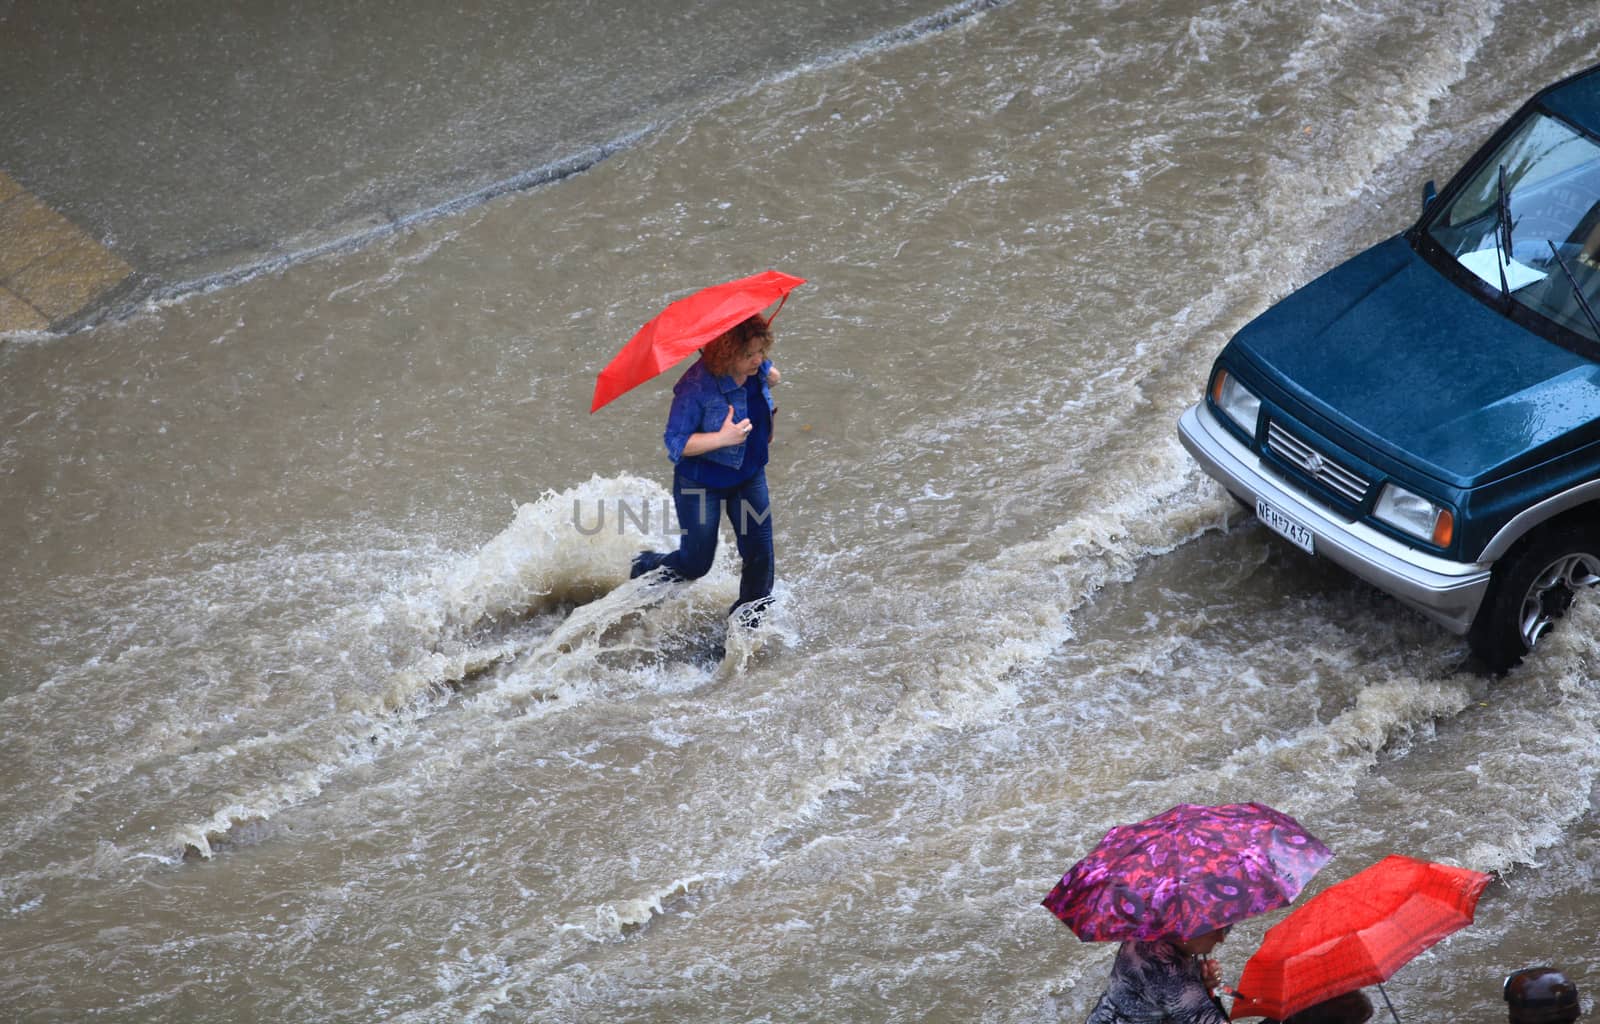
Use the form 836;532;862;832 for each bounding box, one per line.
1376;982;1402;1024
767;292;790;324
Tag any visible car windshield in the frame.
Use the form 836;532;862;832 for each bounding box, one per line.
1426;110;1600;344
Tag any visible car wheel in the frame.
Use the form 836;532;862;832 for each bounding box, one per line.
1468;526;1600;671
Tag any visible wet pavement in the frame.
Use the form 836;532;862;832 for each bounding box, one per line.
0;0;993;331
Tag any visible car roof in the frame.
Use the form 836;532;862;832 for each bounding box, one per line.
1540;62;1600;138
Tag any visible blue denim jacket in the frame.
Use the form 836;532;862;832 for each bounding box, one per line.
662;357;776;469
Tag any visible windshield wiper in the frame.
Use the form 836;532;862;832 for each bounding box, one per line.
1498;164;1514;257
1494;163;1513;298
1547;240;1600;342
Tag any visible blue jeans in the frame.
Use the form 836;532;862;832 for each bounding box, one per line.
631;468;774;614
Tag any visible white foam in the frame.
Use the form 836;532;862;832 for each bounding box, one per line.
158;474;725;860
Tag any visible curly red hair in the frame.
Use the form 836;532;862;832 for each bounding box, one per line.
700;314;773;377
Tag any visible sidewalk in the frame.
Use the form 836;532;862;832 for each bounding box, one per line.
0;172;132;332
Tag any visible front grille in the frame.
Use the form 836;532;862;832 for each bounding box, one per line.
1265;421;1370;504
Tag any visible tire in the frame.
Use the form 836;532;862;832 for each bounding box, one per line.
1468;525;1600;671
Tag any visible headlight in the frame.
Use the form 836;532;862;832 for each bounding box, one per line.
1210;369;1261;435
1373;483;1455;547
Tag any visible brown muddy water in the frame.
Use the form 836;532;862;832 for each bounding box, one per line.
2;1;1599;1021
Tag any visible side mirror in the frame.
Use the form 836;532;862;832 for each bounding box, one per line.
1422;179;1438;214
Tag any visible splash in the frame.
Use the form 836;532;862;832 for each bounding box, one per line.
165;474;741;860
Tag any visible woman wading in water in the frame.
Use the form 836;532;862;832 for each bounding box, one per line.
630;313;781;623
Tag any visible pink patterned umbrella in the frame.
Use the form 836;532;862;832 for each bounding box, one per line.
1043;803;1332;942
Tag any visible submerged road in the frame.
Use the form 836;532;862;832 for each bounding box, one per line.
5;3;1600;1019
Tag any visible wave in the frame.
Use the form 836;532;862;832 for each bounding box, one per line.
1256;0;1500;251
384;469;1235;1023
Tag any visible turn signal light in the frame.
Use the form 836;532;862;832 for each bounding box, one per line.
1432;509;1454;548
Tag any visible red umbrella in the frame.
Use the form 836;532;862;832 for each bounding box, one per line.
1229;855;1492;1023
1042;803;1332;942
590;270;806;413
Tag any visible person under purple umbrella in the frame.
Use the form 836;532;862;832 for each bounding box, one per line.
1085;927;1234;1024
1041;803;1332;1024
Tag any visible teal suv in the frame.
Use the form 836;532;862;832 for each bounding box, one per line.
1179;63;1600;670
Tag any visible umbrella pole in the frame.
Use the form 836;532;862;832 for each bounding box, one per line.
1376;983;1402;1024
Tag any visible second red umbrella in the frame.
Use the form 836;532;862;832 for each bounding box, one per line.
1229;854;1492;1023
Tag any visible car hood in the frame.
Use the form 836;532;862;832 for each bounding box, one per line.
1229;235;1600;486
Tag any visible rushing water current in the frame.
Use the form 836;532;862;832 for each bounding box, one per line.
3;2;1599;1021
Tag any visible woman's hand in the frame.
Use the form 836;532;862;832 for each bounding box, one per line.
682;405;751;456
766;365;781;386
1199;958;1223;993
717;405;753;445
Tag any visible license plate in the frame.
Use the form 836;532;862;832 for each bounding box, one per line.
1256;497;1315;555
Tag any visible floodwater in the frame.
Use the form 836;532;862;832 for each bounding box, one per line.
3;1;1599;1021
